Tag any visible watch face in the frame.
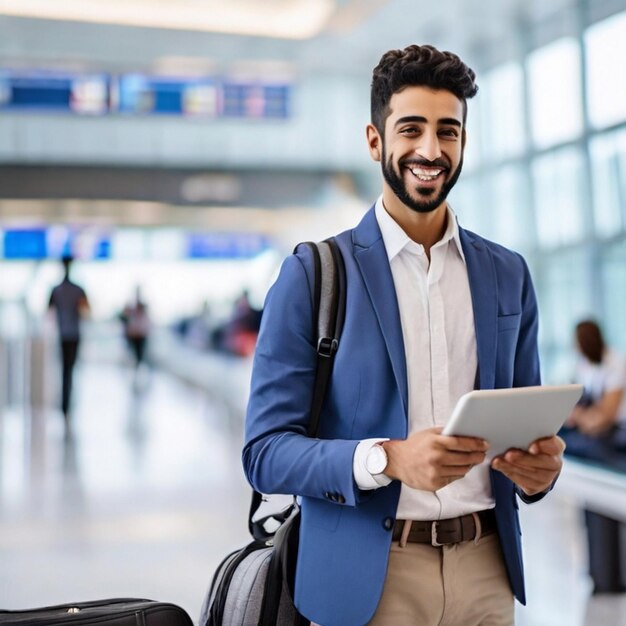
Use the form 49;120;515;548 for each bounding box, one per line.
366;445;387;475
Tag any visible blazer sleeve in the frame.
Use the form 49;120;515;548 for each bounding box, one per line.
242;250;361;507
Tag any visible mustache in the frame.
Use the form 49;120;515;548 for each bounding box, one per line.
398;157;450;170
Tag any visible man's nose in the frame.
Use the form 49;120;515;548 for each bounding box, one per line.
415;131;441;161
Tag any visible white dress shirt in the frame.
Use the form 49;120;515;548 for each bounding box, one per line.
575;348;626;424
353;197;495;520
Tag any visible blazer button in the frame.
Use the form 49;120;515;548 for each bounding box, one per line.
324;492;332;500
336;494;345;504
383;517;394;531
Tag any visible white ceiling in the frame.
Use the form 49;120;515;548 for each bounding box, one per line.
0;0;605;80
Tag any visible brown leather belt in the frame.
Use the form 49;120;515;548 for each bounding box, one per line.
392;509;496;546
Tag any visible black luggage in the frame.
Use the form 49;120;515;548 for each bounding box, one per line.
0;598;194;626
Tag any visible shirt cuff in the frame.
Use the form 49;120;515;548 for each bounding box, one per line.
353;438;392;490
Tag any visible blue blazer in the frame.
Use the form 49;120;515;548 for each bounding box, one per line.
243;206;543;626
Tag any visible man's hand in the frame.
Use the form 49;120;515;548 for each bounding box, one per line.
491;435;565;496
382;428;489;492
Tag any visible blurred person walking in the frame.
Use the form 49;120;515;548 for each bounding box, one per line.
120;286;151;372
48;255;90;425
562;319;626;593
243;44;565;626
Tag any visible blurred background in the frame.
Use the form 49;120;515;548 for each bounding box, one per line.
1;0;626;624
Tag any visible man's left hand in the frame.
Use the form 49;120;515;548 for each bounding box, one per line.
491;435;565;496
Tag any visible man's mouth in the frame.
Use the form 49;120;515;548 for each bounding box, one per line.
405;165;446;182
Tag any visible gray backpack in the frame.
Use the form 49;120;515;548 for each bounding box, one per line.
199;239;346;626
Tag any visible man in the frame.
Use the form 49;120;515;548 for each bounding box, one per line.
48;255;90;423
243;44;564;626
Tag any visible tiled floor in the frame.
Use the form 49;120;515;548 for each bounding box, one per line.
1;353;625;625
0;359;251;622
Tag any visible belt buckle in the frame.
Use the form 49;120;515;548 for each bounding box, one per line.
430;520;443;547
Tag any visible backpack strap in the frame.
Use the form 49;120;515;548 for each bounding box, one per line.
300;238;346;437
248;238;346;530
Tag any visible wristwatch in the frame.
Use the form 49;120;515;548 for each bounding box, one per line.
365;443;388;476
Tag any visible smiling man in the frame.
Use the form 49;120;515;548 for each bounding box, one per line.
243;44;564;626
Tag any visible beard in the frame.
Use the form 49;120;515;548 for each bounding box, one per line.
381;146;463;214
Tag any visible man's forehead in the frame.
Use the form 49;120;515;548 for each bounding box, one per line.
387;86;464;122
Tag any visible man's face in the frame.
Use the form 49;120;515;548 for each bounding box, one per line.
371;86;466;214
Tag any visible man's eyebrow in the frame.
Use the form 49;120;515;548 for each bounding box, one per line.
394;116;426;126
439;117;462;127
394;115;462;128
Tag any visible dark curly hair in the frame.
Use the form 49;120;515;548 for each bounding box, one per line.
576;320;606;364
371;44;478;134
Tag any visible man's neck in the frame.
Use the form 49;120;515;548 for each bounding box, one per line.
381;190;448;257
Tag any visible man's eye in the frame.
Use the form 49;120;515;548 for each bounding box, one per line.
439;129;458;138
400;128;418;135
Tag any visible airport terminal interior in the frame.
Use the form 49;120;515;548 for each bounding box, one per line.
1;0;626;624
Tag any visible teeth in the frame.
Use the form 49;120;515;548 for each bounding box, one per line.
410;167;442;181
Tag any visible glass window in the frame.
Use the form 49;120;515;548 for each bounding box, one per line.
589;128;626;237
536;249;594;383
601;239;626;354
531;146;586;248
450;176;496;240
463;98;482;172
527;38;584;149
479;63;526;160
585;10;626;129
490;164;533;251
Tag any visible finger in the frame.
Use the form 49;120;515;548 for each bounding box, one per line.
492;461;554;492
439;435;490;452
440;450;486;467
491;455;545;479
501;449;561;470
439;465;473;478
436;474;465;489
494;467;548;494
528;436;565;456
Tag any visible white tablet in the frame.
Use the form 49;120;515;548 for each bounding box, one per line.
442;384;583;458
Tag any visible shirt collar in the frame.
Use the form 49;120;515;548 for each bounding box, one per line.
374;195;466;264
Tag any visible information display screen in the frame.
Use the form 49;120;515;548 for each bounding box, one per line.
1;227;267;260
0;71;109;114
116;75;219;116
222;83;289;118
3;229;48;259
0;70;291;119
186;232;270;259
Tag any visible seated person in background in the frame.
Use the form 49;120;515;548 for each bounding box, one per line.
563;319;626;594
567;319;626;440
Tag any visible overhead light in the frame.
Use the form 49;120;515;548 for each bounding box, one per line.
0;0;336;39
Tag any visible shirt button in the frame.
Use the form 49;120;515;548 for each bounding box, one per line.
383;517;394;531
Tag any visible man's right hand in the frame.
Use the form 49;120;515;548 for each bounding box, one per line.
381;427;490;491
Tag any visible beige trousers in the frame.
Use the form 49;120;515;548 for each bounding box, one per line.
366;532;514;626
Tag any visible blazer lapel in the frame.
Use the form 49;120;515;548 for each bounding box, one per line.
460;227;497;390
352;208;408;416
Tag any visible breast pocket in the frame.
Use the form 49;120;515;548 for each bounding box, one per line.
497;313;521;333
496;313;521;384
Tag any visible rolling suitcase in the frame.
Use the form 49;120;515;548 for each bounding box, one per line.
0;598;194;625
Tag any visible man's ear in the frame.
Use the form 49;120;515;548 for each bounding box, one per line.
461;128;467;151
366;124;382;162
